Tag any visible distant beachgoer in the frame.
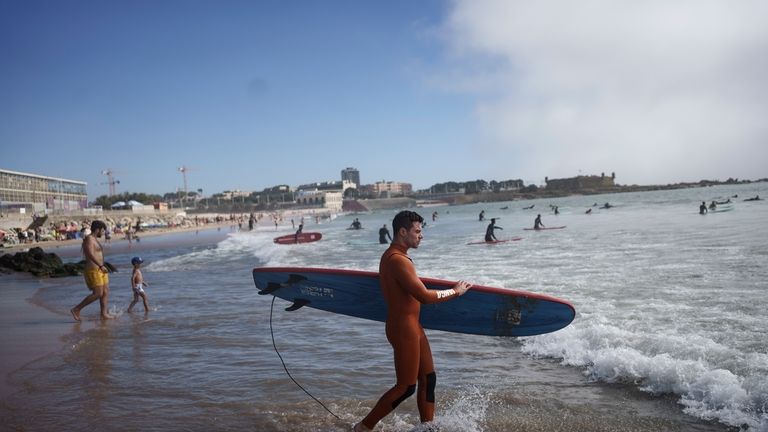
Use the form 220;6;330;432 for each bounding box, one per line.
351;218;362;230
432;211;438;222
534;214;544;230
379;224;392;244
478;210;485;221
709;201;717;210
353;210;471;432
70;220;113;321
128;257;150;313
485;218;503;242
523;204;535;210
554;206;560;215
699;201;708;214
585;208;592;214
602;203;612;209
744;195;761;201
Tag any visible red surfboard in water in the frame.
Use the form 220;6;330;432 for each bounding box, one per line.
273;232;323;245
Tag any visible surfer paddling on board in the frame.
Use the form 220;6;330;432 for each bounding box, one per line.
354;211;472;432
484;218;503;242
534;214;544;230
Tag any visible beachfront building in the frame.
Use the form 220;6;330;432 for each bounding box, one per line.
0;168;88;214
545;173;616;192
294;190;343;212
366;180;413;198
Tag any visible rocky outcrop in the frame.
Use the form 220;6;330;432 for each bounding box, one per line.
0;247;84;277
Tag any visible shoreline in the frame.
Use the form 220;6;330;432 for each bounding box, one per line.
0;226;230;401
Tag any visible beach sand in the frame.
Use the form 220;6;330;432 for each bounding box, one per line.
0;226;229;401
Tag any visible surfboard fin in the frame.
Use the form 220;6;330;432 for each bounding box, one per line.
286;274;307;284
258;274;308;295
258;282;282;295
285;299;310;311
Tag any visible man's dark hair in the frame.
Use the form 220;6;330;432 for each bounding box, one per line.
91;220;107;231
392;211;424;236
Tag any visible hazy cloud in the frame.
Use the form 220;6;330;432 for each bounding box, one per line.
437;0;768;184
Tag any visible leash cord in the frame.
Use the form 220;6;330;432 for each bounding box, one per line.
269;296;342;420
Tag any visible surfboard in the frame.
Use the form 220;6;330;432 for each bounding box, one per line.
523;226;566;231
253;267;575;337
273;232;323;245
466;237;523;245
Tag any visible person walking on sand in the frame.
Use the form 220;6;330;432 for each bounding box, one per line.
534;214;544;230
485;218;503;242
71;220;113;321
354;211;472;432
128;257;150;313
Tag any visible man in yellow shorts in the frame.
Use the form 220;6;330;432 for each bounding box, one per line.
71;220;113;321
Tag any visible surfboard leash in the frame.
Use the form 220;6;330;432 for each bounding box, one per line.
269;296;342;420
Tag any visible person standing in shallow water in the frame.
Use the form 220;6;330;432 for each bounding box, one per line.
378;224;392;244
128;257;150;313
354;211;472;432
485;218;503;242
71;220;113;321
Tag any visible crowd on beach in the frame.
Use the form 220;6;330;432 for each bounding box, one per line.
0;209;337;249
0;213;234;249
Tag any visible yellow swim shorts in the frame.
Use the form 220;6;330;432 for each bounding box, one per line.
84;268;109;289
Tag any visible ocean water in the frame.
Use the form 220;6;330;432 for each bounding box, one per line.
1;183;766;432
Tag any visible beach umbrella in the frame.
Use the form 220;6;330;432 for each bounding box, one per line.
127;200;144;206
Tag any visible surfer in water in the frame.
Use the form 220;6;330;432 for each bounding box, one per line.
294;223;303;243
351;218;362;230
485;218;503;242
354;211;471;432
534;214;544;230
379;224;392;244
699;201;708;214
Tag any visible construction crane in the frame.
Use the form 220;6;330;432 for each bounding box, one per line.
100;169;121;196
178;166;192;208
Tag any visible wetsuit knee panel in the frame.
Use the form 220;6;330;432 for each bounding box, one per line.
392;384;417;409
426;372;437;403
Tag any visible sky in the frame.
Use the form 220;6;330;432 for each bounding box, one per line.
2;0;767;199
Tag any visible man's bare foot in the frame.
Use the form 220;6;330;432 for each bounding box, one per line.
70;308;81;322
353;422;372;432
100;314;114;320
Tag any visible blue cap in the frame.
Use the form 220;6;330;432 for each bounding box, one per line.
131;257;144;265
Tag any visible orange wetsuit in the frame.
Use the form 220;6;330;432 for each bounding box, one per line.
361;243;462;429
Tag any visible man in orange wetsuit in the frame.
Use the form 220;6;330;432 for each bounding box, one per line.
354;211;471;432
